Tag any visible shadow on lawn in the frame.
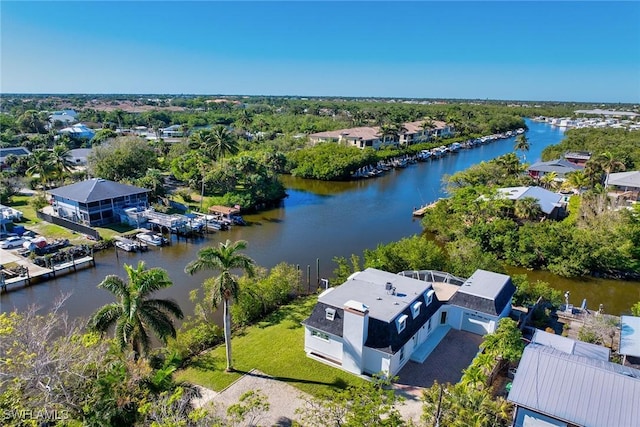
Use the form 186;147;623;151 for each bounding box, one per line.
256;298;312;330
234;369;349;390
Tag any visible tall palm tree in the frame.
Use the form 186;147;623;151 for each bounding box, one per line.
88;261;183;357
26;149;55;188
209;125;240;161
596;151;625;187
50;144;74;183
420;117;436;141
377;123;398;146
514;134;530;161
184;239;255;371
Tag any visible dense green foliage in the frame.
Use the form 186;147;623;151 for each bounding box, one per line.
421;149;640;278
288;143;377;180
542;127;640;169
89;136;159;181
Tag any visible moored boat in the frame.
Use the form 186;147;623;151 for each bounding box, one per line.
136;232;165;246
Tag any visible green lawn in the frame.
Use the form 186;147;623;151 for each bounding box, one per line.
175;296;364;396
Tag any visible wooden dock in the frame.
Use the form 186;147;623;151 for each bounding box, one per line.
0;249;95;293
412;201;438;216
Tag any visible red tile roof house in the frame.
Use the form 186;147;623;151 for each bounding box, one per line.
302;268;515;377
308;120;452;150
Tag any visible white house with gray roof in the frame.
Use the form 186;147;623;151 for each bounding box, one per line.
48;178;149;226
303;268;515;377
496;186;566;219
508;339;640;427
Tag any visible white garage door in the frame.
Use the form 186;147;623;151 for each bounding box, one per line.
461;312;491;335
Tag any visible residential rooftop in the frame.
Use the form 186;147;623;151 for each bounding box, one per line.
318;268;432;323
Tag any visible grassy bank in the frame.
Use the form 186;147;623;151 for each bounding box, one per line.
175;296;364;396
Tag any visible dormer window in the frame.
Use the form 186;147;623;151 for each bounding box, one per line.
411;301;423;319
325;308;336;321
396;314;408;333
425;289;435;305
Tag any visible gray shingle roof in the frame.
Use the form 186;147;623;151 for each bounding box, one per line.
448;270;515;316
302;302;344;338
528;159;583;175
508;344;640;427
497;186;564;215
48;178;149;203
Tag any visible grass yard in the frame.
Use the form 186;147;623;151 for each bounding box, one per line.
175;296;365;397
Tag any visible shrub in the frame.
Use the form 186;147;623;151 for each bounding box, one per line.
28;192;49;210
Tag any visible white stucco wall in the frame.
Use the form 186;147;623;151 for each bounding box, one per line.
362;347;388;376
304;328;343;363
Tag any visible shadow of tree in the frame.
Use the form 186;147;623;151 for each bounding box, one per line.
190;351;223;371
232;369;349;390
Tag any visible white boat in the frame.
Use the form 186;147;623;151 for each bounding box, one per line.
136;232;165;246
115;240;137;252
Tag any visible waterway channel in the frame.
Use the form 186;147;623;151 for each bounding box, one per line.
2;119;639;318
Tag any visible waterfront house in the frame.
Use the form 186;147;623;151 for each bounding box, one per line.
508;333;640;427
527;159;584;180
495;186;566;219
48;178;149;226
49;110;77;127
563;151;592;166
302;268;515;377
308;126;383;149
606;170;640;202
308;120;451;150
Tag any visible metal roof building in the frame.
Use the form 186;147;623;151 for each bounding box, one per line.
508;343;640;427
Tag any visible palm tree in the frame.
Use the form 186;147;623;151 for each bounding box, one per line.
377;123;398;146
26;149;55;188
563;170;590;193
596;151;625;187
514;134;530;161
184;239;256;371
514;196;542;221
88;261;184;357
420;117;436;141
540;171;559;190
50;144;74;183
209;125;240;161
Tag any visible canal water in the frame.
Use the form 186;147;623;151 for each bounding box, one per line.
2;119;638;318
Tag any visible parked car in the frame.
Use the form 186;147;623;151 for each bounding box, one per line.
0;236;26;249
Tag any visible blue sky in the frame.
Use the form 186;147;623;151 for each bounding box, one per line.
2;1;639;102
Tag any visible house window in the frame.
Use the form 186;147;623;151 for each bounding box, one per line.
427;318;432;332
311;330;329;341
325;308;336;321
440;311;447;325
396;314;408;333
425;289;435;305
411;301;422;319
400;346;405;361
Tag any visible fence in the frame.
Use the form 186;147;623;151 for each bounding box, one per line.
37;211;101;240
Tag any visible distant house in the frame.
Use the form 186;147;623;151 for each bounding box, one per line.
508;332;640;427
160;124;184;138
49;110;78;126
606;171;640;201
308;126;383;149
68;148;92;166
308;120;451;150
495;186;566;219
48;178;149;226
0;147;31;170
58;123;96;140
528;159;584;180
563;151;591;166
302;268;515;377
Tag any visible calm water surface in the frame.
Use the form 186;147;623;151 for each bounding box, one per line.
2;119;638;317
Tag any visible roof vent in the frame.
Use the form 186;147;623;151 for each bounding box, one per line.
385;282;393;291
376;297;382;300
